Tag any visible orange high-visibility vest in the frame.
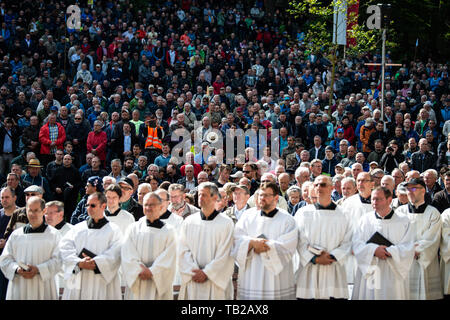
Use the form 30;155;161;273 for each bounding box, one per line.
144;126;163;149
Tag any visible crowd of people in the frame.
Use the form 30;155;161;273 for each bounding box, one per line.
0;0;448;300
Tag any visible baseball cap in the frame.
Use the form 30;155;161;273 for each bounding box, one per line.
369;161;378;167
313;101;319;105
405;178;426;189
337;128;344;133
335;163;344;168
397;182;408;194
119;177;135;189
50;106;58;111
87;176;104;192
325;146;334;152
230;184;250;194
230;171;244;179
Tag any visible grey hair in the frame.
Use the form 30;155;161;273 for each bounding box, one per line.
138;183;152;193
295;166;310;178
341;177;357;187
286;185;301;197
198;182;219;197
143;192;162;204
332;174;345;185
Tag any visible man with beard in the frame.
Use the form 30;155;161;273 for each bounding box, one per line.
167;184;200;219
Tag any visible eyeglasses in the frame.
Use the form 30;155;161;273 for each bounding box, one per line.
243;171;251;173
313;182;328;188
259;193;275;198
357;179;372;183
407;187;423;192
87;204;97;208
261;180;271;183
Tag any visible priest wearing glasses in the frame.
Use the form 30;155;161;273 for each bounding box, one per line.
396;178;443;300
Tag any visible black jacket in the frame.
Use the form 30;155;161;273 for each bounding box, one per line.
0;125;20;155
431;189;450;213
411;151;437;172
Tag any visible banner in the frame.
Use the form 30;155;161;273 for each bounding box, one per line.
333;0;347;45
346;0;360;47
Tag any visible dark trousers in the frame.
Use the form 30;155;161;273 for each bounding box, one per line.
0;268;8;300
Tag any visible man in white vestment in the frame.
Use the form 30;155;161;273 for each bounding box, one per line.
104;184;135;235
45;201;73;237
295;175;352;299
0;197;61;300
44;201;73;293
178;182;235;300
396;178;443;300
441;208;450;298
232;181;298;300
121;192;177;300
155;189;183;229
352;187;415;300
59;192;123;300
341;172;375;284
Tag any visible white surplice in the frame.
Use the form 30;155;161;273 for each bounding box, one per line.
178;212;235;300
0;226;61;300
352;211;415;300
232;209;298;300
55;222;73;291
396;204;443;300
341;194;373;283
106;209;135;236
121;217;177;300
441;208;450;295
59;219;123;300
161;211;183;288
295;204;353;299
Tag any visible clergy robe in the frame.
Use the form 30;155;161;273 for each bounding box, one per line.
441;208;450;295
160;210;183;287
105;209;135;236
232;208;298;300
54;221;73;291
396;203;443;300
59;217;123;300
178;211;235;300
0;224;61;300
295;203;353;299
341;194;374;283
352;210;415;300
121;217;177;300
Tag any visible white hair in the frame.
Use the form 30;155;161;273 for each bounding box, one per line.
295;166;310;178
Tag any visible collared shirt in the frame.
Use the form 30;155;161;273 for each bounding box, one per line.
105;208;121;217
54;220;66;230
146;218;165;229
200;210;220;221
48;124;58;154
87;216;109;229
124;134;131;152
407;201;427;214
314;202;337;210
359;194;371;204
260;208;278;218
23;222;48;234
234;204;249;221
185;178;195;191
375;209;394;220
160;210;171;220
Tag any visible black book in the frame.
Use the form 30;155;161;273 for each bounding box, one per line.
79;248;101;274
366;232;393;247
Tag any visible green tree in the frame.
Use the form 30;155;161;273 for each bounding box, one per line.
288;0;385;115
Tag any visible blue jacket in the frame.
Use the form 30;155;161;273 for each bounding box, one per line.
322;156;340;177
70;195;88;225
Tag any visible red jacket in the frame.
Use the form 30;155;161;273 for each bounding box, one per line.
39;122;66;155
87;130;107;161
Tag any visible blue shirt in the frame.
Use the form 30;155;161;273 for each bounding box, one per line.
124;134;131;152
154;154;172;168
3;129;12;153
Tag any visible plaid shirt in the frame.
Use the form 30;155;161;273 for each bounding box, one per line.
49;124;58;154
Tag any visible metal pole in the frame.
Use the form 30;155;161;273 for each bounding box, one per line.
381;28;386;128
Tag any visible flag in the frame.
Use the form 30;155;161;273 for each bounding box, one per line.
333;0;347;45
416;38;419;47
346;0;360;47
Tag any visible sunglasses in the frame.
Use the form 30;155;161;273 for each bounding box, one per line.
407;187;423;192
243;171;251;173
87;204;97;208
